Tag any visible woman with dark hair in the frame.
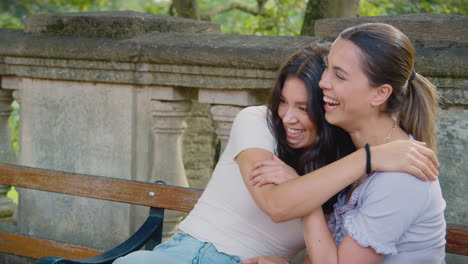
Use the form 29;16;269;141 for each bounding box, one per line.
114;42;439;264
263;43;355;215
246;23;445;264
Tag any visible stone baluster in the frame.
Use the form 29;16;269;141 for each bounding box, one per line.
210;105;244;151
0;82;17;222
199;89;265;152
150;87;191;241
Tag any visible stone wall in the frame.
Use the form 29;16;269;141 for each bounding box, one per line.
0;11;466;264
182;101;218;189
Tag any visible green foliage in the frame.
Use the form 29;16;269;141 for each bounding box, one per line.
7;101;19;205
7;187;18;204
134;0;171;15
0;0;306;35
361;0;467;16
0;0;126;28
8;101;20;155
205;0;307;35
201;0;260;34
0;0;466;32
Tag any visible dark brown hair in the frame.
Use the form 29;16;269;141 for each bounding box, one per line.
267;43;354;213
339;23;438;151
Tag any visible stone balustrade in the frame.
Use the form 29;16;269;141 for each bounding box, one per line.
0;11;466;264
0;86;15;223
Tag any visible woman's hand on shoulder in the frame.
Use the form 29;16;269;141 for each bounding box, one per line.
371;140;440;181
249;155;300;187
244;255;289;264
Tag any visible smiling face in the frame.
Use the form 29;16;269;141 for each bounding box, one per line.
278;75;317;149
318;38;377;132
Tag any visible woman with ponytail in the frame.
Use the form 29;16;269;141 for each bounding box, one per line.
246;23;445;264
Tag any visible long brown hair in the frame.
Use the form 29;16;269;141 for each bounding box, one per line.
339;23;438;151
267;43;354;213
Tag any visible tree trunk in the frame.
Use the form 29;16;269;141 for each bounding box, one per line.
301;0;360;36
172;0;200;20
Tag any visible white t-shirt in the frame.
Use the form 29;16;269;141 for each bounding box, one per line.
178;105;305;261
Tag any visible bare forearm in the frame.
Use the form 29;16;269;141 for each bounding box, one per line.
302;209;338;264
265;148;366;221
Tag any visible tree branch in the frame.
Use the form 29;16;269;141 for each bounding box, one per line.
201;2;271;21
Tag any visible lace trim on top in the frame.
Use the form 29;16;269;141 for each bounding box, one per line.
328;176;398;255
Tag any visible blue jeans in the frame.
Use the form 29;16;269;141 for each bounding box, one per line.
113;231;242;264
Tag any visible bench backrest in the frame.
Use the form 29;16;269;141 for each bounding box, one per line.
0;163;202;260
0;163;203;212
0;163;466;260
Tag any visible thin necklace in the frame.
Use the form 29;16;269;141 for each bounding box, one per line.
352;119;398;189
382;119;397;144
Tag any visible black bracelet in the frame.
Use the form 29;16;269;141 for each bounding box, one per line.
365;143;371;174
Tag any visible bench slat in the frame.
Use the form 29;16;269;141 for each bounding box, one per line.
0;163;202;212
446;224;468;255
0;232;104;260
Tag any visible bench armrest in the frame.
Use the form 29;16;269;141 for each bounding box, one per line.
35;207;164;264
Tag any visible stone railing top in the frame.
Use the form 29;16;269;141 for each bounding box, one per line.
0;27;316;69
315;13;468;45
24;11;221;38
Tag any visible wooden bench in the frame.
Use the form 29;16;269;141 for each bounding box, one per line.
0;163;202;264
0;163;466;264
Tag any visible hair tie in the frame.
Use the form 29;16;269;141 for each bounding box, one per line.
409;70;416;82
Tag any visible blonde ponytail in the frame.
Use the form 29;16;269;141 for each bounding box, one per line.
398;73;439;151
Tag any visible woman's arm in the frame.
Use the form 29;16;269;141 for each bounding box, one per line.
301;209;338;264
302;209;383;264
237;140;439;222
237;147;363;222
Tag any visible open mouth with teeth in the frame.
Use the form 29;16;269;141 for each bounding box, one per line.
285;127;305;145
323;96;340;110
287;128;304;134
